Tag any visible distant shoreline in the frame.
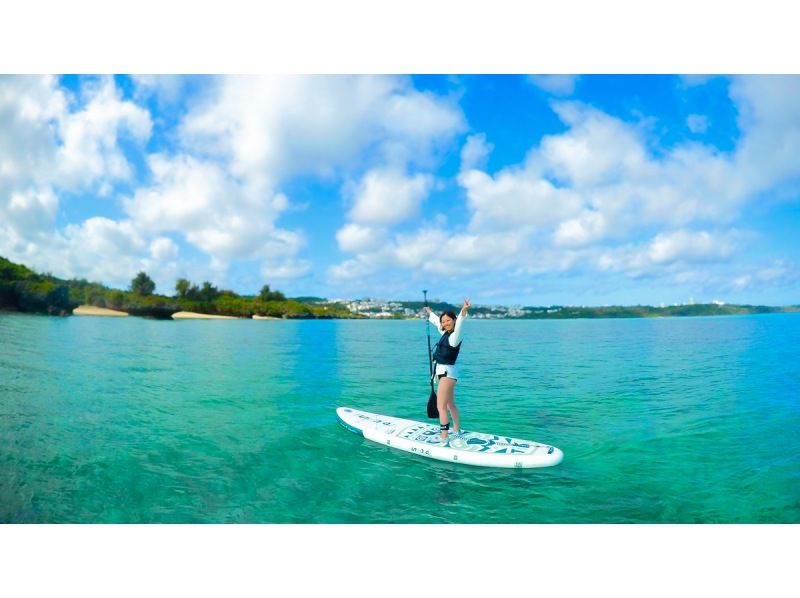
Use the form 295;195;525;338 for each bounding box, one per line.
3;256;797;322
6;304;798;322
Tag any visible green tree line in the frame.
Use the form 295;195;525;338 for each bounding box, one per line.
4;255;797;320
0;257;359;319
0;257;77;315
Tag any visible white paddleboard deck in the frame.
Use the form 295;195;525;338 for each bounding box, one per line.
337;407;563;468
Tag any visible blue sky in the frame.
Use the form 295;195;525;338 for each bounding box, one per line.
2;74;799;306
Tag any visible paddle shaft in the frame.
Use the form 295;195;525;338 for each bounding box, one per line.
423;290;434;386
423;291;440;419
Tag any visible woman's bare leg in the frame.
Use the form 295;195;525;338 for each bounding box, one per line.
448;395;460;433
437;377;456;440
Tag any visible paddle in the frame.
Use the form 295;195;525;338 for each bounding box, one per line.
423;290;439;418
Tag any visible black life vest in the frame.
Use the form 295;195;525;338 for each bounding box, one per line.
432;331;462;365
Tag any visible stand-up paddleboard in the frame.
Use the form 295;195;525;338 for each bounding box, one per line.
337;407;563;468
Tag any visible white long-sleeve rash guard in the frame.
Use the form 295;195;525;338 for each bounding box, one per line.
428;311;466;347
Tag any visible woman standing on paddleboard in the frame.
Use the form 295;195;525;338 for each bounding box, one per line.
423;298;471;442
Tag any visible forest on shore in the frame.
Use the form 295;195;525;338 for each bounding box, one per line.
2;255;797;320
0;256;357;319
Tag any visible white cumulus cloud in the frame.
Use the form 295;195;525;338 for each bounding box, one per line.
539;102;649;189
334;76;800;294
179;75;465;183
528;75;579;96
687;114;709;133
150;236;179;261
0;76;155;284
348;168;433;225
594;229;750;281
460;134;493;171
646;229;741;264
165;75;463;283
336;223;385;253
729;75;800;197
458;167;583;231
56;77;152;190
124;153;302;262
55;217;150;287
553;210;608;247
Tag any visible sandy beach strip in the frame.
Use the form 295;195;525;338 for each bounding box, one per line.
252;315;282;320
73;305;129;317
171;311;239;320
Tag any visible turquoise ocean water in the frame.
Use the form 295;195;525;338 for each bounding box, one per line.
1;312;798;523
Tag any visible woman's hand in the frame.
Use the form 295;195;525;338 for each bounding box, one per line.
422;306;432;315
460;298;471;316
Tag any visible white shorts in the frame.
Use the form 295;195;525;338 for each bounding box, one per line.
434;362;459;381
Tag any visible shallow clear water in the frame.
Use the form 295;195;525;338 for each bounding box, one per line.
1;312;798;523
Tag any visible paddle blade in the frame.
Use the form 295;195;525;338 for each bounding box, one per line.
426;390;439;419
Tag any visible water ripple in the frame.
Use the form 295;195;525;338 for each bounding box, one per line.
1;313;799;523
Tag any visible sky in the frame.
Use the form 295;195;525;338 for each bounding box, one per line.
2;73;800;306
